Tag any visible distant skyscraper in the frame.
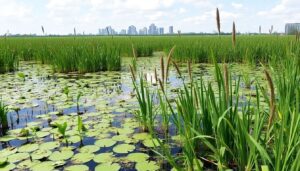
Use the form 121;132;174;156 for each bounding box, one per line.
285;23;300;35
128;25;137;35
98;26;117;35
169;26;174;34
120;29;126;35
139;27;147;35
159;27;164;35
148;24;158;35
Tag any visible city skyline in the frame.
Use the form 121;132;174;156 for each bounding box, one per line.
0;0;299;35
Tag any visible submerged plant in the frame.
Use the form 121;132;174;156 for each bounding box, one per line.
0;100;9;135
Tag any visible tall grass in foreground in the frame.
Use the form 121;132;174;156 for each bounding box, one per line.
131;55;300;170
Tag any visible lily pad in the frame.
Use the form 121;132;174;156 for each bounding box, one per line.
126;153;149;162
71;153;94;164
95;163;121;171
142;139;161;148
113;144;135;154
39;141;60;151
17;159;41;169
65;165;89;171
79;145;100;153
8;153;30;163
0;135;16;142
0;163;16;171
18;144;39;153
135;161;160;171
93;153;114;163
95;139;116;148
31;150;52;160
36;131;50;138
30;161;55;171
0;148;17;158
132;133;152;141
49;150;74;161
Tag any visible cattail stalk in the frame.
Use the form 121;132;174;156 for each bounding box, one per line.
188;60;192;82
259;25;261;34
223;64;229;103
216;8;221;35
129;65;136;82
232;22;236;48
160;56;165;85
165;45;176;82
154;68;158;82
265;69;276;130
172;61;182;78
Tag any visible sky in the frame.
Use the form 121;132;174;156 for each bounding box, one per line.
0;0;299;35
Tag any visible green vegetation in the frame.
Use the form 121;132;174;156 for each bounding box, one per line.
0;100;9;135
1;35;300;74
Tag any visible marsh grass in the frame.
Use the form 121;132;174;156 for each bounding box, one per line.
0;100;9;135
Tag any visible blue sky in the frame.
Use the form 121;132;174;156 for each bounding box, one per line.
0;0;299;35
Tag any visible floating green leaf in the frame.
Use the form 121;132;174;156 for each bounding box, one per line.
113;144;135;154
79;145;100;153
93;153;114;163
135;161;160;171
49;150;74;161
18;144;39;153
95;163;121;171
39;141;60;151
95;139;116;148
65;165;89;171
71;153;94;164
126;153;149;162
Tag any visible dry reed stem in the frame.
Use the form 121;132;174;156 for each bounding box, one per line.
265;69;276;130
160;56;165;85
232;22;236;48
216;8;221;35
259;25;261;34
188;60;192;81
172;60;182;78
165;46;176;82
131;44;137;59
154;68;158;82
223;64;229;103
129;65;136;82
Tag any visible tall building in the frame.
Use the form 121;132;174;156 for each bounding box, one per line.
128;25;137;35
98;26;117;35
139;27;147;35
285;23;300;34
148;24;158;35
119;29;126;35
159;27;164;35
169;26;174;34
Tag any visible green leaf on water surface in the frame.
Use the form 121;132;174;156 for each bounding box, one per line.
94;139;116;147
49;150;74;161
65;165;89;171
112;134;132;142
0;163;16;171
79;145;100;153
126;153;149;162
68;136;81;143
30;161;55;171
0;148;17;158
7;153;30;163
93;153;114;163
17;159;41;169
95;163;121;171
36;131;50;138
0;135;16;142
113;144;135;154
71;153;94;164
39;141;60;151
142;139;161;148
117;128;134;135
135;161;160;171
31;149;52;160
132;133;152;141
18;144;39;153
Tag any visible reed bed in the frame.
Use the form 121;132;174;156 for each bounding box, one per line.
0;35;299;73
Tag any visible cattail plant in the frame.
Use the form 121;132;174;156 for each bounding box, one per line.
131;44;137;72
232;22;236;48
264;69;276;131
177;30;181;37
216;8;221;35
74;27;77;36
223;64;229;103
0;100;9;135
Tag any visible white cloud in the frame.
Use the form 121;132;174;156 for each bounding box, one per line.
231;2;243;9
0;0;31;18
